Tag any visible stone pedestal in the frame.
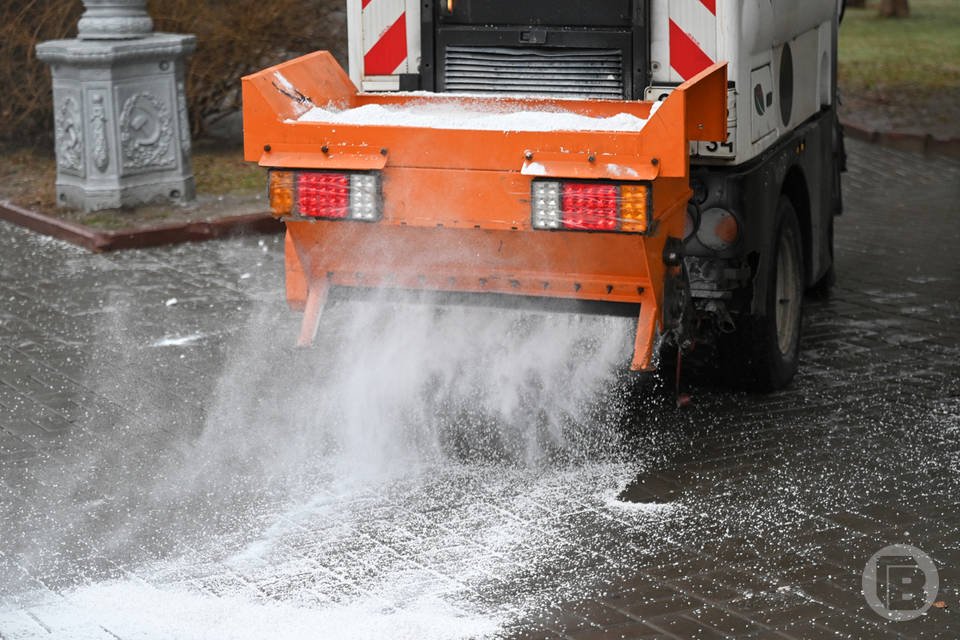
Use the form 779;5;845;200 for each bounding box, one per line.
36;3;195;212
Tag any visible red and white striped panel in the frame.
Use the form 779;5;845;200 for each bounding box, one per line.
362;0;408;75
668;0;718;82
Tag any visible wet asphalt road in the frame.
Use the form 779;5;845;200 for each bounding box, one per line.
0;138;958;639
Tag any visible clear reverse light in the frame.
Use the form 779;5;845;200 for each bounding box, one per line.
349;173;380;220
532;181;561;229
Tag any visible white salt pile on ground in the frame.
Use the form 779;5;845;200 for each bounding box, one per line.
296;100;658;132
0;463;685;640
7;582;500;640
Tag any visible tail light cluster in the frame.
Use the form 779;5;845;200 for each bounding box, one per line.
269;170;647;232
269;170;381;221
531;180;650;233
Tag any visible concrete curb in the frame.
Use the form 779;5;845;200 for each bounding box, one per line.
0;200;283;253
840;118;960;158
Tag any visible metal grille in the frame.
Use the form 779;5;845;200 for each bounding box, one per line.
442;46;625;99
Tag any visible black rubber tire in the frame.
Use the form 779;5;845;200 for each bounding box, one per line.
723;197;805;391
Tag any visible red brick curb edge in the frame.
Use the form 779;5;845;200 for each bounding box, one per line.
0;200;282;253
840;118;960;158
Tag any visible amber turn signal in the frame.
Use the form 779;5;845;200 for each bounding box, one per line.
269;170;294;217
620;184;649;233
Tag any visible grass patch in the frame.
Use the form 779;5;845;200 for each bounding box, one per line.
0;141;269;231
839;0;960;94
0;143;59;212
191;141;266;195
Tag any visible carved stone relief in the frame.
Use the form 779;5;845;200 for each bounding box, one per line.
90;93;109;172
176;81;191;158
119;91;174;172
54;96;84;176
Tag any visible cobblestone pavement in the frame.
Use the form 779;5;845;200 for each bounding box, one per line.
0;139;958;639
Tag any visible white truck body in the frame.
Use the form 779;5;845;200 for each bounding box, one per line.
347;0;837;165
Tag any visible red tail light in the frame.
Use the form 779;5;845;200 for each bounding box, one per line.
297;172;349;219
561;183;618;231
532;180;650;234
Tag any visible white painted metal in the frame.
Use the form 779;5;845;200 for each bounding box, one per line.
648;0;671;84
361;0;405;49
742;0;837;52
404;0;422;75
361;76;401;91
650;0;837;164
666;0;718;83
789;28;824;130
347;0;421;91
750;64;776;144
347;0;363;87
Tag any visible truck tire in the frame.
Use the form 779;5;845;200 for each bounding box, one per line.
755;197;804;389
724;196;804;390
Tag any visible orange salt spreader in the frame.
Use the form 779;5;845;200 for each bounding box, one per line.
242;51;727;371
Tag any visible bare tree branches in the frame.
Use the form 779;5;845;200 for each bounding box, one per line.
1;0;347;144
878;0;910;18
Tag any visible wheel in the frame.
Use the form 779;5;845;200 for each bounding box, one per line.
722;196;804;391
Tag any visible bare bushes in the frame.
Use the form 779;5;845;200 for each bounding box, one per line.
0;0;345;144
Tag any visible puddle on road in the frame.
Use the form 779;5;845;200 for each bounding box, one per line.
0;298;686;639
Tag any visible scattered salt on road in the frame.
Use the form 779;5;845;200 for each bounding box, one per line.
602;492;678;516
151;333;204;347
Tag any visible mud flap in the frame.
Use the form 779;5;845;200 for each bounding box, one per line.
285;231;308;311
296;280;329;346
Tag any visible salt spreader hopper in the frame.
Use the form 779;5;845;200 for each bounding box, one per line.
243;52;727;370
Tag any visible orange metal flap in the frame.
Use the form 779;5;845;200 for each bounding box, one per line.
678;62;728;143
521;154;659;181
259;150;387;171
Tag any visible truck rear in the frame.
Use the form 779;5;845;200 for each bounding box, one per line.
243;0;844;389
